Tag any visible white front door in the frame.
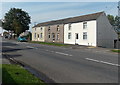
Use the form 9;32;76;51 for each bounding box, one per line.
75;33;79;44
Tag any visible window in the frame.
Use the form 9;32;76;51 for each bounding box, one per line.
35;28;36;31
48;33;50;38
34;33;36;38
68;23;72;30
68;32;71;39
52;33;55;40
40;33;43;38
57;28;60;31
83;22;87;29
57;33;59;40
57;25;60;31
40;27;42;31
83;32;87;40
48;28;50;31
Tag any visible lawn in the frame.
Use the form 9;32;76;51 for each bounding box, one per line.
30;41;70;47
111;49;120;53
2;64;46;85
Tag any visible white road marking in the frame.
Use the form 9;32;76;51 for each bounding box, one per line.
85;58;120;67
26;46;72;56
55;52;72;56
3;46;15;48
26;46;35;49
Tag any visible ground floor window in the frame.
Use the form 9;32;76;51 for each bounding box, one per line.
40;33;43;38
34;33;36;38
52;33;55;40
68;32;71;39
83;32;87;40
57;33;59;40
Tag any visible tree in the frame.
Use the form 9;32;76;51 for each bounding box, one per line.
107;14;115;26
114;16;120;31
114;16;120;38
107;15;120;32
3;8;31;36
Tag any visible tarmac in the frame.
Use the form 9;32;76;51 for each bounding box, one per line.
2;54;11;64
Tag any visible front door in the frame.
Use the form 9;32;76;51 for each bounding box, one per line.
75;33;79;45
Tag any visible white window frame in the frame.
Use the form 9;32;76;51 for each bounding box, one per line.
68;23;72;30
40;33;43;38
40;27;42;31
83;22;87;29
68;32;71;39
34;33;36;38
83;32;87;40
57;33;59;40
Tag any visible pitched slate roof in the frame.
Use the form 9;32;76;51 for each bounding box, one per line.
33;11;104;27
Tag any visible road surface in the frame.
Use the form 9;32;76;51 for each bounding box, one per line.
2;38;119;83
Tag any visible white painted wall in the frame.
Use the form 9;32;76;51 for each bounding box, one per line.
97;13;118;48
64;20;97;46
32;26;45;42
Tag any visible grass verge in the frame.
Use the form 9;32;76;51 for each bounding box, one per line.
30;41;70;47
111;49;120;53
2;64;46;85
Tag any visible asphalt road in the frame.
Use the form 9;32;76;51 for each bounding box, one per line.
2;38;119;83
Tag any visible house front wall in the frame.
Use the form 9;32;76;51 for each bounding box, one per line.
32;26;45;42
45;24;64;43
64;20;97;46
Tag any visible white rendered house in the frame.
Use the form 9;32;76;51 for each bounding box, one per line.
64;12;117;48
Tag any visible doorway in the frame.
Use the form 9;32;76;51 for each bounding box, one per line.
75;33;79;45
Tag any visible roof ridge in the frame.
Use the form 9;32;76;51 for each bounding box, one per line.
33;11;104;28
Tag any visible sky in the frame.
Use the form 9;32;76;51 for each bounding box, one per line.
0;1;119;32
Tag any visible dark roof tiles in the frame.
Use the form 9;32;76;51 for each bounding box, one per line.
33;11;104;27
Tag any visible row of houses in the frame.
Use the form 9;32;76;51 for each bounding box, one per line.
32;12;118;48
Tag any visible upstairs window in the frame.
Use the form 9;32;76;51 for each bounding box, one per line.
57;25;60;31
83;22;87;29
40;27;42;31
48;28;50;31
68;23;72;30
48;26;50;31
